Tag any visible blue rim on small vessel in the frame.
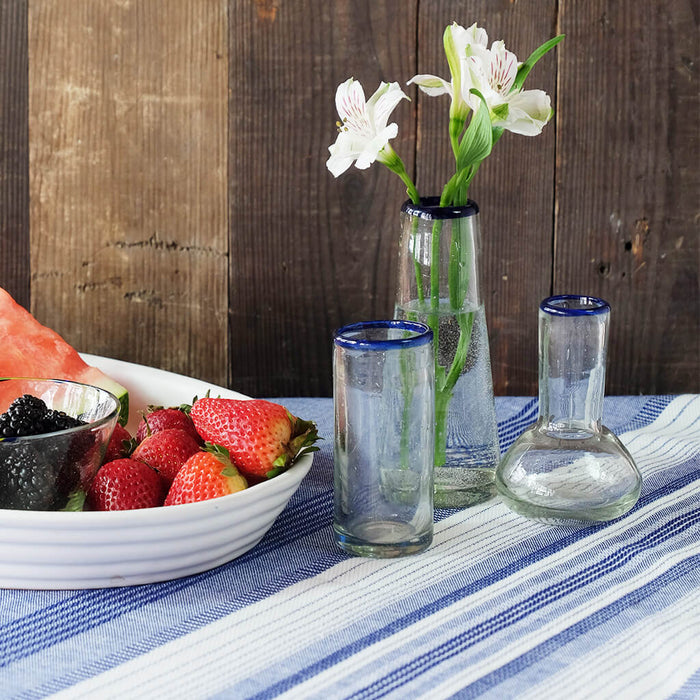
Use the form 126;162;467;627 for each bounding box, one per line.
540;295;610;317
334;320;433;351
401;196;479;220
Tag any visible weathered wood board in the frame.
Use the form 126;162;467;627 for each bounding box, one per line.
27;0;229;385
0;0;696;397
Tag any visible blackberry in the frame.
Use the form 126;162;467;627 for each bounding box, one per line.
0;395;49;437
0;442;56;510
43;409;86;432
52;460;82;509
0;395;87;438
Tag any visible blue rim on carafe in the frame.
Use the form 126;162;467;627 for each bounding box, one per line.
401;196;479;220
540;295;610;317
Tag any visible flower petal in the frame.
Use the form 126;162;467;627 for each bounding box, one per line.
335;78;372;136
494;89;552;135
355;123;398;169
463;22;488;49
326;133;361;177
327;78;404;177
368;82;409;131
488;41;518;96
407;74;453;97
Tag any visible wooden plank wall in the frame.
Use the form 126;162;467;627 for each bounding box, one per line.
0;0;697;398
0;0;29;309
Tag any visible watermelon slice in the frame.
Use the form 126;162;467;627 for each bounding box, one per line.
0;287;129;424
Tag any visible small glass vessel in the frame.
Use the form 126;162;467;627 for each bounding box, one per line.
495;295;642;522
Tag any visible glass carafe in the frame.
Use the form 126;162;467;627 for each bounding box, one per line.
394;197;499;508
495;295;642;522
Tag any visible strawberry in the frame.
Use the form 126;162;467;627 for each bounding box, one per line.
136;406;200;444
131;427;201;486
87;458;165;511
189;398;319;479
103;423;135;463
164;444;247;506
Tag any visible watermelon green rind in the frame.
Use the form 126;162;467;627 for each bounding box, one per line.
0;288;130;425
75;366;130;426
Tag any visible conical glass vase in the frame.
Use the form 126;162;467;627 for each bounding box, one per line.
394;197;500;508
495;295;642;523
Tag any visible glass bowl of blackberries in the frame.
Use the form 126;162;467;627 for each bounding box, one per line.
0;378;120;511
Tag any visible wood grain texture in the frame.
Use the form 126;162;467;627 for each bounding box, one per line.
0;0;29;308
228;0;417;396
1;0;695;398
556;0;699;394
415;1;559;396
27;0;229;384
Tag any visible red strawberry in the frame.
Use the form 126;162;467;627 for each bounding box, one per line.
189;398;319;479
87;458;165;511
103;423;135;463
136;406;200;444
164;444;247;506
131;428;201;486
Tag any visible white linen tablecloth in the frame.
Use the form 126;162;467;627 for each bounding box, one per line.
1;395;699;699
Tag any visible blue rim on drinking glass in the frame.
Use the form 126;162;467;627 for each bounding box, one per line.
334;320;433;350
540;295;610;317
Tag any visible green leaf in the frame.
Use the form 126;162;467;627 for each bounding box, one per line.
491;102;509;121
456;89;493;172
61;489;86;512
512;34;565;92
203;442;231;460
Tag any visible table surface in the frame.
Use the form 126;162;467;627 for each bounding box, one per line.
1;394;699;699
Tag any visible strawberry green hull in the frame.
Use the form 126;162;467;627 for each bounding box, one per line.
0;288;129;424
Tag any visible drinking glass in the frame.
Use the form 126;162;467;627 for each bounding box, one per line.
333;320;435;557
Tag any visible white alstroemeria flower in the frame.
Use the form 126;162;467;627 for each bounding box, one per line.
326;78;409;177
463;40;552;136
409;22;488;122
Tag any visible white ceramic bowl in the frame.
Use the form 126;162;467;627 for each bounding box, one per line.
0;355;313;589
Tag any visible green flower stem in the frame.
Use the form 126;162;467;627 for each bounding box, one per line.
428;219;442;366
445;311;474;395
399;344;414;468
432;310;473;467
434;387;449;467
426;181;475;468
410;215;424;304
448;114;465;162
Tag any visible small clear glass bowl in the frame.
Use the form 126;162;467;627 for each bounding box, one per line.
0;378;120;511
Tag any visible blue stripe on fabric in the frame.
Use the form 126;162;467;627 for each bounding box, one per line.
628;395;676;431
247;481;700;700
0;397;686;678
13;553;351;700
4;462;697;690
497;398;538;452
345;512;700;700
454;555;700;699
672;666;700;700
0;489;334;669
604;395;675;435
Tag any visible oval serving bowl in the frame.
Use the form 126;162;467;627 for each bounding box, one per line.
0;355;313;589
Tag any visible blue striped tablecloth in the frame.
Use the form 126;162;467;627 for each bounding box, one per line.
1;395;699;699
